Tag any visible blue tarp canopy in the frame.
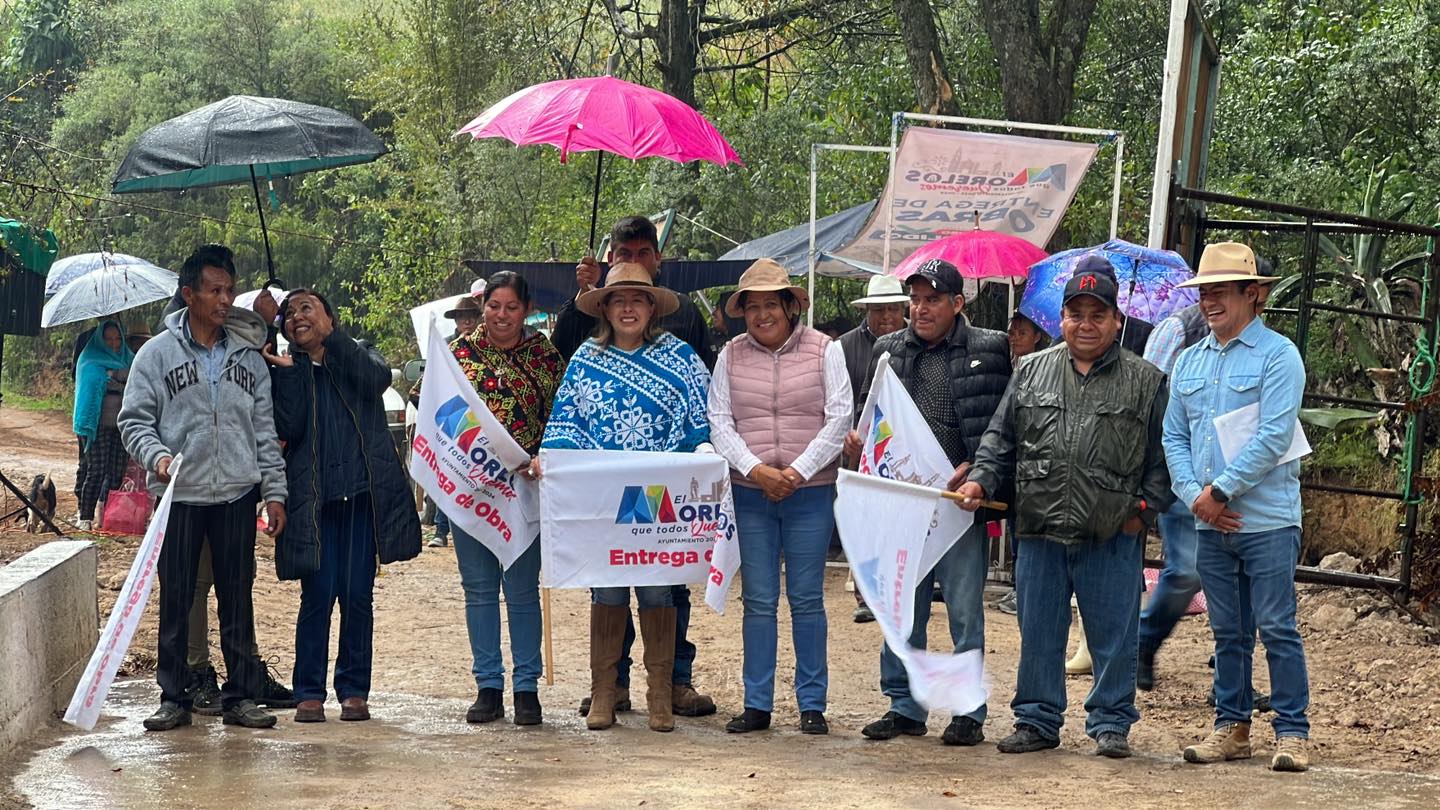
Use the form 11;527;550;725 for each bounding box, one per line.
720;200;877;278
463;260;753;312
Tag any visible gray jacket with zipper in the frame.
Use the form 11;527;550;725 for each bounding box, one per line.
118;307;287;505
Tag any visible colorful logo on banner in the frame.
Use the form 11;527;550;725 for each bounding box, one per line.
864;405;894;473
436;395;485;451
616;485;678;524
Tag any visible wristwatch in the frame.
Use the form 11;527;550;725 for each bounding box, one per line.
1211;486;1230;504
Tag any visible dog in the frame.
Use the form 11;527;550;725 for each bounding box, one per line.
25;473;57;533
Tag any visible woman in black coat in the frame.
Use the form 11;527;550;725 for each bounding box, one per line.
264;289;420;723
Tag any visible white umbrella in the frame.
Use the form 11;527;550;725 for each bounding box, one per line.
44;251;166;297
41;255;178;327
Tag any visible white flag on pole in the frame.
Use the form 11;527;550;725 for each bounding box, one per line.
64;455;185;731
409;319;538;569
835;469;987;717
857;354;974;576
539;448;737;592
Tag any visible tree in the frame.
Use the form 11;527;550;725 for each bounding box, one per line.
891;0;958;116
975;0;1100;124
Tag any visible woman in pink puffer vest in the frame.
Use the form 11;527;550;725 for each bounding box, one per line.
707;259;853;736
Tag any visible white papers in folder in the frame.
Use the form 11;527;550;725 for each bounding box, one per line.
1213;403;1311;466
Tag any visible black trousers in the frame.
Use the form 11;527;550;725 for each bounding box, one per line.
157;487;262;710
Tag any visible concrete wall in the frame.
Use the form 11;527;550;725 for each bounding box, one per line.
0;540;98;754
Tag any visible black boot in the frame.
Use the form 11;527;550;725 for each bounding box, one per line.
467;687;504;723
256;657;297;709
187;664;223;717
513;691;542;726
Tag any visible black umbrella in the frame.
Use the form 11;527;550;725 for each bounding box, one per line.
113;95;387;281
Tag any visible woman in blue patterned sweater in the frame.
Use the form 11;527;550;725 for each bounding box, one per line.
538;263;712;734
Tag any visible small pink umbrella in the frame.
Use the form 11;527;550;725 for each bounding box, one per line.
893;230;1049;281
457;76;741;249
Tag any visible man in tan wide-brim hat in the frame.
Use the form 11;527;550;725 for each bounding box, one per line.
576;262;680;318
1165;240;1313;773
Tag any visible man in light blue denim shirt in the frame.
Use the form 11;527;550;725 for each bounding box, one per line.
1163;241;1311;773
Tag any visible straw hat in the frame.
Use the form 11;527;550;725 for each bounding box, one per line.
724;258;810;317
1178;242;1279;288
576;262;680;318
850;274;910;306
443;294;483;320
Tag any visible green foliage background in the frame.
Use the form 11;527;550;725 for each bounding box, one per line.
4;0;1439;396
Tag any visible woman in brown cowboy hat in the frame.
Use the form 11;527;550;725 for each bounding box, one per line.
538;262;713;733
443;294;483;341
707;258;852;735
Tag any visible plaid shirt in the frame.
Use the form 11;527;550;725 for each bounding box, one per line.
1142;314;1187;376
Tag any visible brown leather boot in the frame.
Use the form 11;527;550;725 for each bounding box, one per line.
1183;722;1252;763
638;606;677;732
586;604;629;730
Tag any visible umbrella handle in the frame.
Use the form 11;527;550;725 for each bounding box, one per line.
588;150;604;255
249;166;278;283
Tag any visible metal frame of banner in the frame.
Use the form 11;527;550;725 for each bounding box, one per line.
882;113;1126;277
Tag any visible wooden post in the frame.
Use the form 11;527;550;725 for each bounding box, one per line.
543;587;555;686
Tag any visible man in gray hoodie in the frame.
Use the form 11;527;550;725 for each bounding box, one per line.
119;244;288;731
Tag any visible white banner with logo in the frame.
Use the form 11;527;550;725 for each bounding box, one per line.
539;448;737;590
835;469;987;716
65;455;185;731
835;127;1099;268
857;354;974;577
410;320;538;569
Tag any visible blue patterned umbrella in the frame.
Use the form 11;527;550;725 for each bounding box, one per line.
1018;239;1197;338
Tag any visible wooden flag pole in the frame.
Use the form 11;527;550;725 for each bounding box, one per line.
542;587;555;686
937;490;1008;512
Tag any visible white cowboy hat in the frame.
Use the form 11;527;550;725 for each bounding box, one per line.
850;274;910;306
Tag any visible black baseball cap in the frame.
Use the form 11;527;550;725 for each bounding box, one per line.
1062;254;1120;310
905;259;964;295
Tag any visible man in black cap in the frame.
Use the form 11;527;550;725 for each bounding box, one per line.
953;254;1172;759
843;258;1011;747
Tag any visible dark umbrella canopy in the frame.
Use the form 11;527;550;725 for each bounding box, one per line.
112;95;387;193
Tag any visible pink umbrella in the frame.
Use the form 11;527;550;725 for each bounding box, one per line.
892;230;1049;281
457;76;741;249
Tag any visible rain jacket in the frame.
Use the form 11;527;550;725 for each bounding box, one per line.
968;343;1173;544
118;307;286;504
269;327;420;580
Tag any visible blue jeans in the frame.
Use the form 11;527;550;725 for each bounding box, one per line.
293;496;376;702
1012;531;1143;740
734;484;833;713
880;520;989;723
453;526;543;693
434;506;451;540
593;585;673;609
1138;499;1201;654
601;585;697;689
1196;526;1310;738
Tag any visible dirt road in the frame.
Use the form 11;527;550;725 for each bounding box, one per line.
3;404;1440;808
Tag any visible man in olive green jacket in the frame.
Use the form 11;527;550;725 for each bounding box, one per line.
955;256;1172;760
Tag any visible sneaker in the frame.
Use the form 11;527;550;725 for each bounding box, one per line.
853;604;876;623
1254;692;1272;713
672;683;717;717
513;691;542;726
1095;731;1132;758
1136;646;1156;692
257;657;297;709
1270;736;1310;772
143;701;192;732
578;688;631;716
995;589;1018;615
799;710;828;735
1183;722;1252;763
76;519;93;532
187;664;223;716
467;687;504;723
861;711;927;740
725;708;771;733
427;535;449;548
222;699;277;729
997;725;1059;754
941;716;984;746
